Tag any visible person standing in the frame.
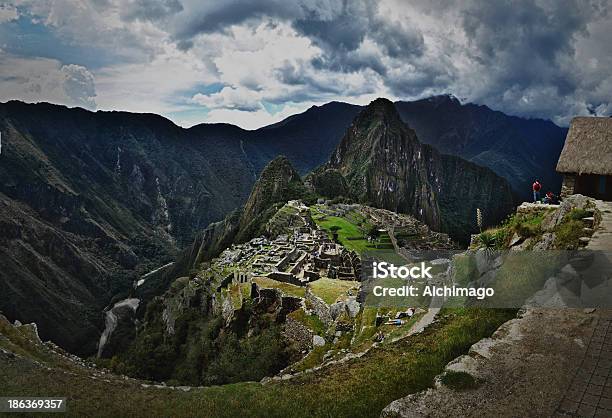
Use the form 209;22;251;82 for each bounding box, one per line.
532;179;542;203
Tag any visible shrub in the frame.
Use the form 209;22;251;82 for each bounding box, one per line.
503;213;543;238
566;208;590;221
477;231;496;249
553;208;594;249
554;219;586;249
493;228;510;249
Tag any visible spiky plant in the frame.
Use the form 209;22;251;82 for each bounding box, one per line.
478;231;496;249
477;231;497;258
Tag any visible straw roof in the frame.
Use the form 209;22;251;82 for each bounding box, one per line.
556;117;612;175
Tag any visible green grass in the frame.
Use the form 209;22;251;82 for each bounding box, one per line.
291;343;331;372
288;309;327;336
381;313;423;343
252;277;306;298
352;307;379;350
308;278;359;305
554;208;594;250
310;207;389;255
0;308;516;418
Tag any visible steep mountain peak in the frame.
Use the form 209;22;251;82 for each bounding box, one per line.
359;97;401;122
329;97;419;176
238;156;307;238
319;98;515;241
256;155;301;184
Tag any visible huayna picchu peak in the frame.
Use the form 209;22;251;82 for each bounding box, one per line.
313;98;516;242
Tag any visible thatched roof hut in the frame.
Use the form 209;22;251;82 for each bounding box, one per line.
556;117;612;175
556;117;612;200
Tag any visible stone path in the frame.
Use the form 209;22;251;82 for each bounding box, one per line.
587;201;612;252
556;315;612;417
556;201;612;417
381;307;596;418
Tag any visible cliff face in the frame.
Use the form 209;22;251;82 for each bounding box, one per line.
323;98;515;242
328;98;441;229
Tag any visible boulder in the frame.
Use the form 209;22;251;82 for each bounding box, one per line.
345;297;360;318
532;233;556;251
313;335;326;347
543;194;593;230
511;237;533;251
330;302;345;320
509;233;523;247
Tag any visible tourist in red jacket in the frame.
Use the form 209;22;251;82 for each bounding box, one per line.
532;180;542;202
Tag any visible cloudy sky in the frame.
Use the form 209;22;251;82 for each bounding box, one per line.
0;0;610;128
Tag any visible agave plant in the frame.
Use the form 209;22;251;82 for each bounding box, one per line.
478;231;496;249
477;231;498;259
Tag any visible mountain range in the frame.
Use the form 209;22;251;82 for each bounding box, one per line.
0;96;565;354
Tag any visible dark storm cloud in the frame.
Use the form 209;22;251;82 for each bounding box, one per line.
460;0;591;87
6;0;609;125
294;1;424;74
454;0;610;119
169;0;424;74
171;1;303;39
121;0;611;122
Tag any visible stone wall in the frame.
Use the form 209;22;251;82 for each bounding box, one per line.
267;271;303;287
560;174;576;199
305;288;333;325
283;316;313;353
516;202;558;217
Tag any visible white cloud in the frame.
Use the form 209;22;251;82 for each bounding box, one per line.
94;45;214;115
61;64;96;109
0;54;97;109
203;102;310;130
0;4;19;23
